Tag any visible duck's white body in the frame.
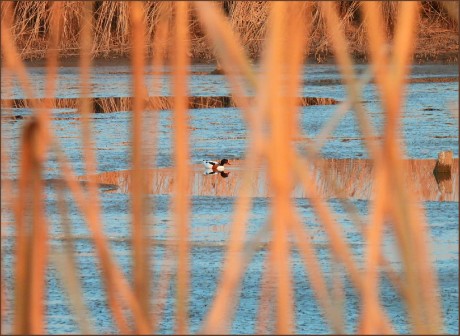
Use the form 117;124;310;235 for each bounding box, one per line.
203;160;217;169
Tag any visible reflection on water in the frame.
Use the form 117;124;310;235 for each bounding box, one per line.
78;158;458;201
204;168;230;178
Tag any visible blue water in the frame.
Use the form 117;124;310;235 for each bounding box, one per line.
1;64;458;334
1;195;458;333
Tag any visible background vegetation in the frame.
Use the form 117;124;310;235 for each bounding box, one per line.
4;1;459;62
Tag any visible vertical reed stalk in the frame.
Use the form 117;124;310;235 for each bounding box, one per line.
394;3;442;332
265;2;294;333
172;2;190;333
28;122;46;334
13;120;33;335
13;119;46;334
0;12;13;330
130;2;151;331
14;2;63;332
1;4;38;333
66;2;97;333
148;2;172;333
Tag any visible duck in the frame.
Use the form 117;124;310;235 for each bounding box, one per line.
203;159;231;172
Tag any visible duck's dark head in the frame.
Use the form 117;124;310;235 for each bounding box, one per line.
220;158;231;166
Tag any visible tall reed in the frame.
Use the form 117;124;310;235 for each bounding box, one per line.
171;2;191;334
1;1;455;335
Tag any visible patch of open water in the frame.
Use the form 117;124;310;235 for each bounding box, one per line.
1;64;458;334
1;195;458;333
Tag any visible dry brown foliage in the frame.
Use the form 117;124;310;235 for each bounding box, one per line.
3;1;457;61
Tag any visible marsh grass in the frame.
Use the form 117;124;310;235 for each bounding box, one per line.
4;1;457;60
0;96;338;113
1;0;458;334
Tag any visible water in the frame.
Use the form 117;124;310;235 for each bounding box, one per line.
1;63;458;334
2;195;457;333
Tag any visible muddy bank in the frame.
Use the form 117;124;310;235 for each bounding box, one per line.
76;158;459;202
1;96;340;113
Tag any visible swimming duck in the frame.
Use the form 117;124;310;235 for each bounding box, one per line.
203;159;231;172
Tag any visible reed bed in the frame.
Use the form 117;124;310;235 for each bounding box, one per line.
1;95;339;113
1;0;458;335
3;1;457;61
71;157;458;202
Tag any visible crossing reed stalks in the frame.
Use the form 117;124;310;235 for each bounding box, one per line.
1;1;453;335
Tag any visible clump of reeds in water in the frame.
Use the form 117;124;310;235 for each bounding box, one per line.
1;1;457;334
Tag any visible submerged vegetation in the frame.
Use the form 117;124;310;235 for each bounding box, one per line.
4;1;459;62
